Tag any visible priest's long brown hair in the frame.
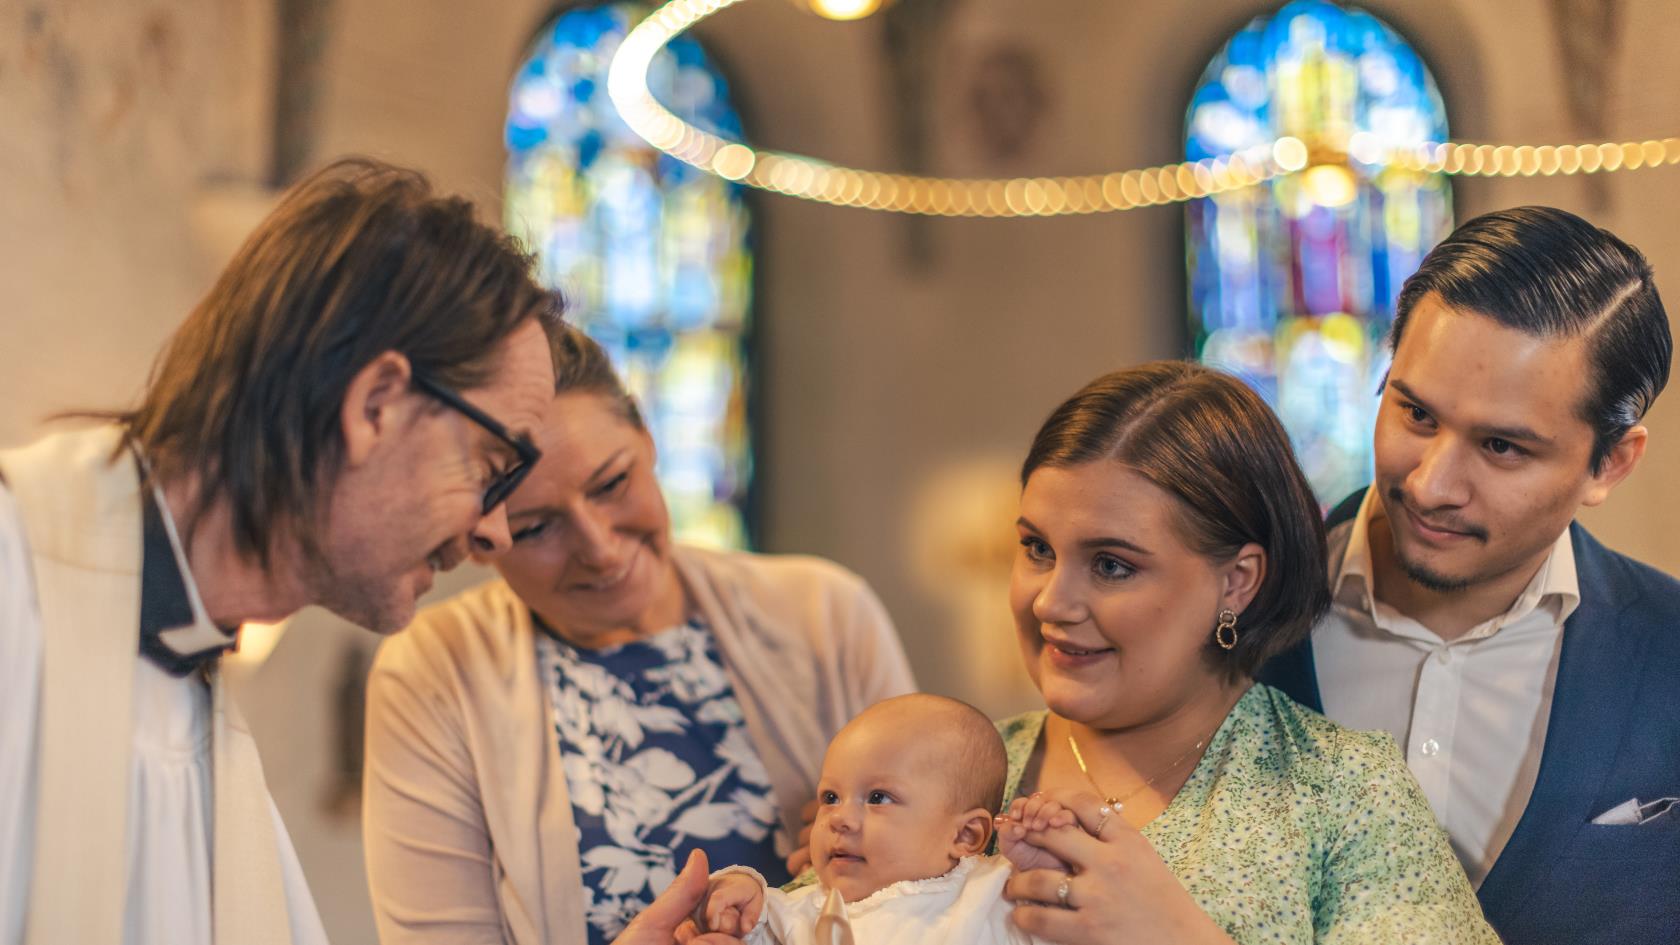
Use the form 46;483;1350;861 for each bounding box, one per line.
118;157;560;565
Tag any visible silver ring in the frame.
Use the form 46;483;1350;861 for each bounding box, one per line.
1056;877;1072;908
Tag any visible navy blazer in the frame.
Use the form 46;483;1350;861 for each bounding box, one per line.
1260;489;1680;943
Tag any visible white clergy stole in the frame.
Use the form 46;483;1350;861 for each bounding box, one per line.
0;427;294;945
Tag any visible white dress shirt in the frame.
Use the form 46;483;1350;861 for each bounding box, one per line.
1313;490;1578;887
0;482;327;945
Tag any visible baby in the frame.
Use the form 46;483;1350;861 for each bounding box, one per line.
684;693;1052;945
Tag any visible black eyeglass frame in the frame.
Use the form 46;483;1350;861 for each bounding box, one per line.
411;371;543;514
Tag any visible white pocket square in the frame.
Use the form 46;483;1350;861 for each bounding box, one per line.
1591;796;1678;825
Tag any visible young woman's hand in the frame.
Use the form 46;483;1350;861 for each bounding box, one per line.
1000;790;1235;945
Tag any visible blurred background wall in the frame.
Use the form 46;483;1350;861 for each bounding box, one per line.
3;1;1678;940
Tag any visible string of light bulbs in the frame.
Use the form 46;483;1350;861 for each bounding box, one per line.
605;0;1680;218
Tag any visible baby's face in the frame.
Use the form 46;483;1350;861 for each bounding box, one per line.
811;716;966;902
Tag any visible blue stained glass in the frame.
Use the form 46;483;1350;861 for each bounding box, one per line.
506;3;755;550
1185;0;1452;504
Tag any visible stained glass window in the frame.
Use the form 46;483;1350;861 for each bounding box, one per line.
1185;0;1452;503
505;3;754;549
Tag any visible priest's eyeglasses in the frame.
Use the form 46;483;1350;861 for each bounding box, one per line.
411;371;542;514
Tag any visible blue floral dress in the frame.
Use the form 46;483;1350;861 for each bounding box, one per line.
538;618;790;945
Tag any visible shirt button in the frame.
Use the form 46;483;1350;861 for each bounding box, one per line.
1436;647;1453;664
1421;738;1441;757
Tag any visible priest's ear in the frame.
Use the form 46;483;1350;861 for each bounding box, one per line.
339;351;421;467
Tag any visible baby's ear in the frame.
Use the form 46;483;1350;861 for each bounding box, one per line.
949;808;995;857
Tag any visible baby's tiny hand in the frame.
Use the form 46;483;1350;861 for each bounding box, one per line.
702;872;765;936
997;794;1078;873
1014;793;1079;833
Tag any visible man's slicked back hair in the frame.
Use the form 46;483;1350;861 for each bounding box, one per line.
1391;206;1670;472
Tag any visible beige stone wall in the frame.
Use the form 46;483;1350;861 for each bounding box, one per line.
4;2;1680;941
0;0;274;446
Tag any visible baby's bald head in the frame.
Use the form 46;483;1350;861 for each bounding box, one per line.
813;694;1007;900
833;693;1007;816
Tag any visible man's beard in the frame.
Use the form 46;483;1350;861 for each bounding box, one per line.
314;574;414;633
301;543;418;635
320;583;414;634
1383;485;1485;594
1393;550;1473;594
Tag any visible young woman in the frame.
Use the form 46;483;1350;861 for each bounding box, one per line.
993;362;1497;944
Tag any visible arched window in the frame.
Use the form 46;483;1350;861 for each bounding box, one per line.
505;3;755;549
1186;0;1451;502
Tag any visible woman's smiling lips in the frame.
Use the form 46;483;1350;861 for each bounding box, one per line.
1042;634;1116;669
569;543;641;592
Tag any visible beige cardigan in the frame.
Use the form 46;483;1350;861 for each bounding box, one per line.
362;545;916;944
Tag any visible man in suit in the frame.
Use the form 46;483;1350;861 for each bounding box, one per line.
1261;206;1679;942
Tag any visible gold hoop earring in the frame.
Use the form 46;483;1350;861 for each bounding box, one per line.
1215;608;1239;650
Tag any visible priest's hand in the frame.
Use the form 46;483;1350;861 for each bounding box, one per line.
784;798;819;876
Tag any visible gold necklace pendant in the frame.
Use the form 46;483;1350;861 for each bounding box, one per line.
1066;726;1213;812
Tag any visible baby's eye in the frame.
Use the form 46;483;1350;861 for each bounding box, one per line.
866;790;894;805
819;790;839;805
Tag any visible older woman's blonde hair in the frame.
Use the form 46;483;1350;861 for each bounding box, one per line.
545;323;645;430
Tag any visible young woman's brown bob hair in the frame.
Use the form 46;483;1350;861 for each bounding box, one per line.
1020;360;1329;678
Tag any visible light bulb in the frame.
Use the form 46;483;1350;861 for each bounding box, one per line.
1301;164;1358;208
808;0;882;20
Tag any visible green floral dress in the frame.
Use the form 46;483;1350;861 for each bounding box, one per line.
999;684;1500;944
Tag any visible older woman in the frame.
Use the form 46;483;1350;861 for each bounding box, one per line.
362;326;914;945
993;362;1497;944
